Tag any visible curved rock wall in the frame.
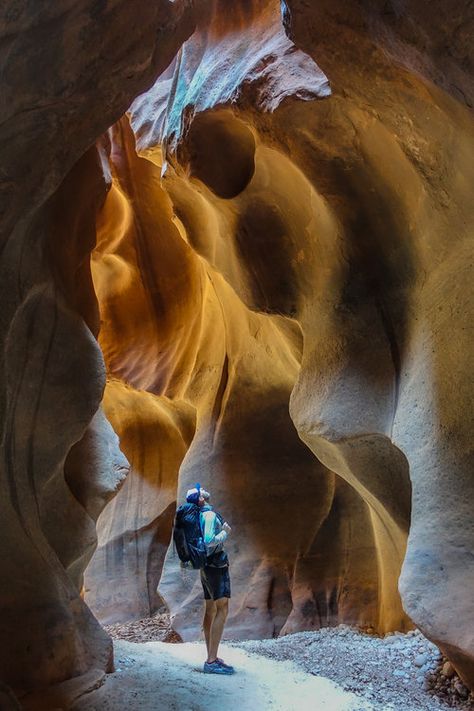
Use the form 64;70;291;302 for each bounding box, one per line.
86;120;382;639
1;0;473;699
84;380;196;624
0;0;195;699
282;0;474;686
91;0;473;686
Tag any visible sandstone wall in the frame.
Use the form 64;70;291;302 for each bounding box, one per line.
0;0;195;700
104;0;472;685
85;120;381;639
1;0;473;701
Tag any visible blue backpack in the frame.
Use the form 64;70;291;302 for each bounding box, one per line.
173;503;208;569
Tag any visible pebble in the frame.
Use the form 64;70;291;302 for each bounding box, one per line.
111;616;474;711
414;653;428;667
442;661;455;678
454;681;469;699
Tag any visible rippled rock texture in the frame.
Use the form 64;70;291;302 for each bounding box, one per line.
1;0;473;701
0;0;195;701
86;0;474;688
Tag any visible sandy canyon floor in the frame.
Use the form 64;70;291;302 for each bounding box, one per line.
69;621;474;711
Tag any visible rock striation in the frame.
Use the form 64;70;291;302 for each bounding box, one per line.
89;0;474;689
1;0;473;701
85;119;357;639
0;0;195;700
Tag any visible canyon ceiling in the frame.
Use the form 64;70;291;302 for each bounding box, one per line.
0;0;473;706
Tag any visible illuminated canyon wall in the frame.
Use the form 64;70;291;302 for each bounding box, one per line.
84;119;382;641
0;0;473;702
86;0;474;687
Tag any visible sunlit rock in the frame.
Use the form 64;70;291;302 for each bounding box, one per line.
126;0;474;685
1;0;473;700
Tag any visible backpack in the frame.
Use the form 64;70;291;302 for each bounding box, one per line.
173;503;208;569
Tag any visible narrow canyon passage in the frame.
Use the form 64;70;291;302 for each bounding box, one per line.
0;1;473;709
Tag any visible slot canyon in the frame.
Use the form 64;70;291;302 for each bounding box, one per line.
0;0;473;708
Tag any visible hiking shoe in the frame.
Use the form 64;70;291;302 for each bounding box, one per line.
216;658;235;673
203;659;235;675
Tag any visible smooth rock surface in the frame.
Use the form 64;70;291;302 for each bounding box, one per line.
1;0;474;701
126;0;474;685
0;0;195;698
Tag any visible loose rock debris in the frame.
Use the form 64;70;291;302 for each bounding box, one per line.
102;616;474;711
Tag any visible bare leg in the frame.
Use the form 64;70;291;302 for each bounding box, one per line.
203;600;216;658
208;597;229;663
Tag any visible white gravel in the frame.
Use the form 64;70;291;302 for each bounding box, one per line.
232;627;474;711
74;625;474;711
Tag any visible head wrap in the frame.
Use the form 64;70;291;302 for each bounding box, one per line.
186;482;201;504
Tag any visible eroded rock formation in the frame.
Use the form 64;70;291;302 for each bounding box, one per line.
84;380;196;624
87;0;474;689
0;0;195;701
85;120;361;639
1;0;473;702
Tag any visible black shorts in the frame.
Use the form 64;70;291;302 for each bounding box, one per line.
200;565;231;600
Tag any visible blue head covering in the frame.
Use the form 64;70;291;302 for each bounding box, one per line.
186;482;201;504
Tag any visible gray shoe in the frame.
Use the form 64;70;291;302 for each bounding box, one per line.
203;660;235;675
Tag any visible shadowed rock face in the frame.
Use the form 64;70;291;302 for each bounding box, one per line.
281;0;474;687
0;0;195;700
1;0;473;702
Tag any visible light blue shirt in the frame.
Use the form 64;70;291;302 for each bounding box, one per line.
200;507;228;555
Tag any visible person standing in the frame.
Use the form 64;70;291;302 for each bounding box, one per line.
184;485;234;674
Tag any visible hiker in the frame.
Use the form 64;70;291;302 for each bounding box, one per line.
174;483;234;674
